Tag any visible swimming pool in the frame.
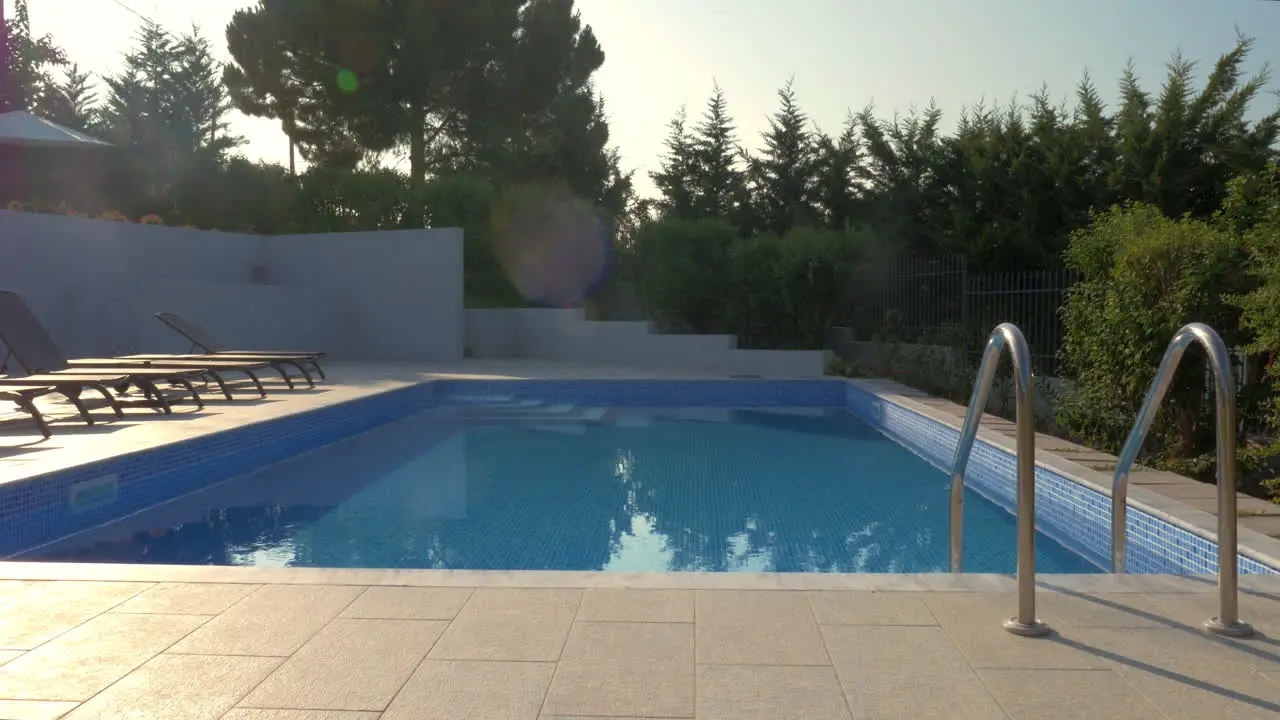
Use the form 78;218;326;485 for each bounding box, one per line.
6;379;1279;576
27;403;1095;573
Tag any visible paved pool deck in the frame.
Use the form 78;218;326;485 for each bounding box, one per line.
0;361;1278;718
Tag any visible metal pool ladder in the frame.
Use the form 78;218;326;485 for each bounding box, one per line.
1110;323;1253;637
949;323;1050;637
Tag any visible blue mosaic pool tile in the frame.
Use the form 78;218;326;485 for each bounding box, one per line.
0;382;439;556
845;381;1280;576
434;379;848;408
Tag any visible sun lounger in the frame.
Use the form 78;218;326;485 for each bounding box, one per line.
64;356;271;399
148;311;327;384
0;384;68;437
0;384;55;437
0;380;123;436
0;291;208;412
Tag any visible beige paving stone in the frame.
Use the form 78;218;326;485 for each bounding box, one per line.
1070;625;1280;674
541;660;694;718
1138;592;1280;633
808;591;937;626
0;581;39;605
167;584;363;657
222;712;380;720
61;653;281;720
0;700;80;720
339;586;473;620
575;588;694;623
0;581;152;649
560;622;692;663
0;612;207;701
923;593;1115;669
978;669;1164;719
111;582;260;615
1116;665;1280;719
696;590;829;665
428;588;581;661
822;625;1006;719
930;591;1169;630
240;618;447;711
381;659;554;720
697;664;850;720
1067;627;1280;718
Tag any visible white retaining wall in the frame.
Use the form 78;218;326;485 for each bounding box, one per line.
0;211;464;361
466;308;830;377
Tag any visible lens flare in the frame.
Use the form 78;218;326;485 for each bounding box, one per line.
336;69;359;93
491;183;612;307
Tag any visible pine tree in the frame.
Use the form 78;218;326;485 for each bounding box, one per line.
750;80;818;235
172;27;242;155
650;107;699;220
813;113;862;230
691;83;746;220
47;64;98;132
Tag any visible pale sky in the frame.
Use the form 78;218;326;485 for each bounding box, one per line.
13;0;1280;196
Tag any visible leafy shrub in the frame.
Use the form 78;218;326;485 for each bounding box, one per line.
631;218;737;333
1058;202;1247;458
726;226;867;349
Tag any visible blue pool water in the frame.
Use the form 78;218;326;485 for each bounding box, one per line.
33;403;1099;573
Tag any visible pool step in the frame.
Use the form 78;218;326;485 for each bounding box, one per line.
462;400;612;427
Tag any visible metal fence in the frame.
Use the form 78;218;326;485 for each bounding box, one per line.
858;255;1079;376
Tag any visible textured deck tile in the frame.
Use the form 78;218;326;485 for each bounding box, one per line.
697;664;850;720
543;620;696;718
943;591;1172;630
696;590;829;665
110;583;260;615
338;587;474;620
560;622;692;663
1065;626;1280;718
978;668;1164;719
0;700;80;720
0;613;207;701
380;659;554;720
60;653;281;720
239;618;447;711
575;588;693;623
427;588;581;662
1134;592;1280;633
0;581;152;649
822;625;1007;719
807;591;938;626
221;707;378;712
541;660;694;718
167;585;363;657
0;581;40;605
923;593;1113;669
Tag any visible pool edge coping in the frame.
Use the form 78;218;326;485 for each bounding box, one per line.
0;560;1269;596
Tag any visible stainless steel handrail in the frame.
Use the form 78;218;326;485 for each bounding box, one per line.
949;323;1049;637
1110;323;1253;637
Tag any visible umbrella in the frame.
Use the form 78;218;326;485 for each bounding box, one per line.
0;110;109;147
